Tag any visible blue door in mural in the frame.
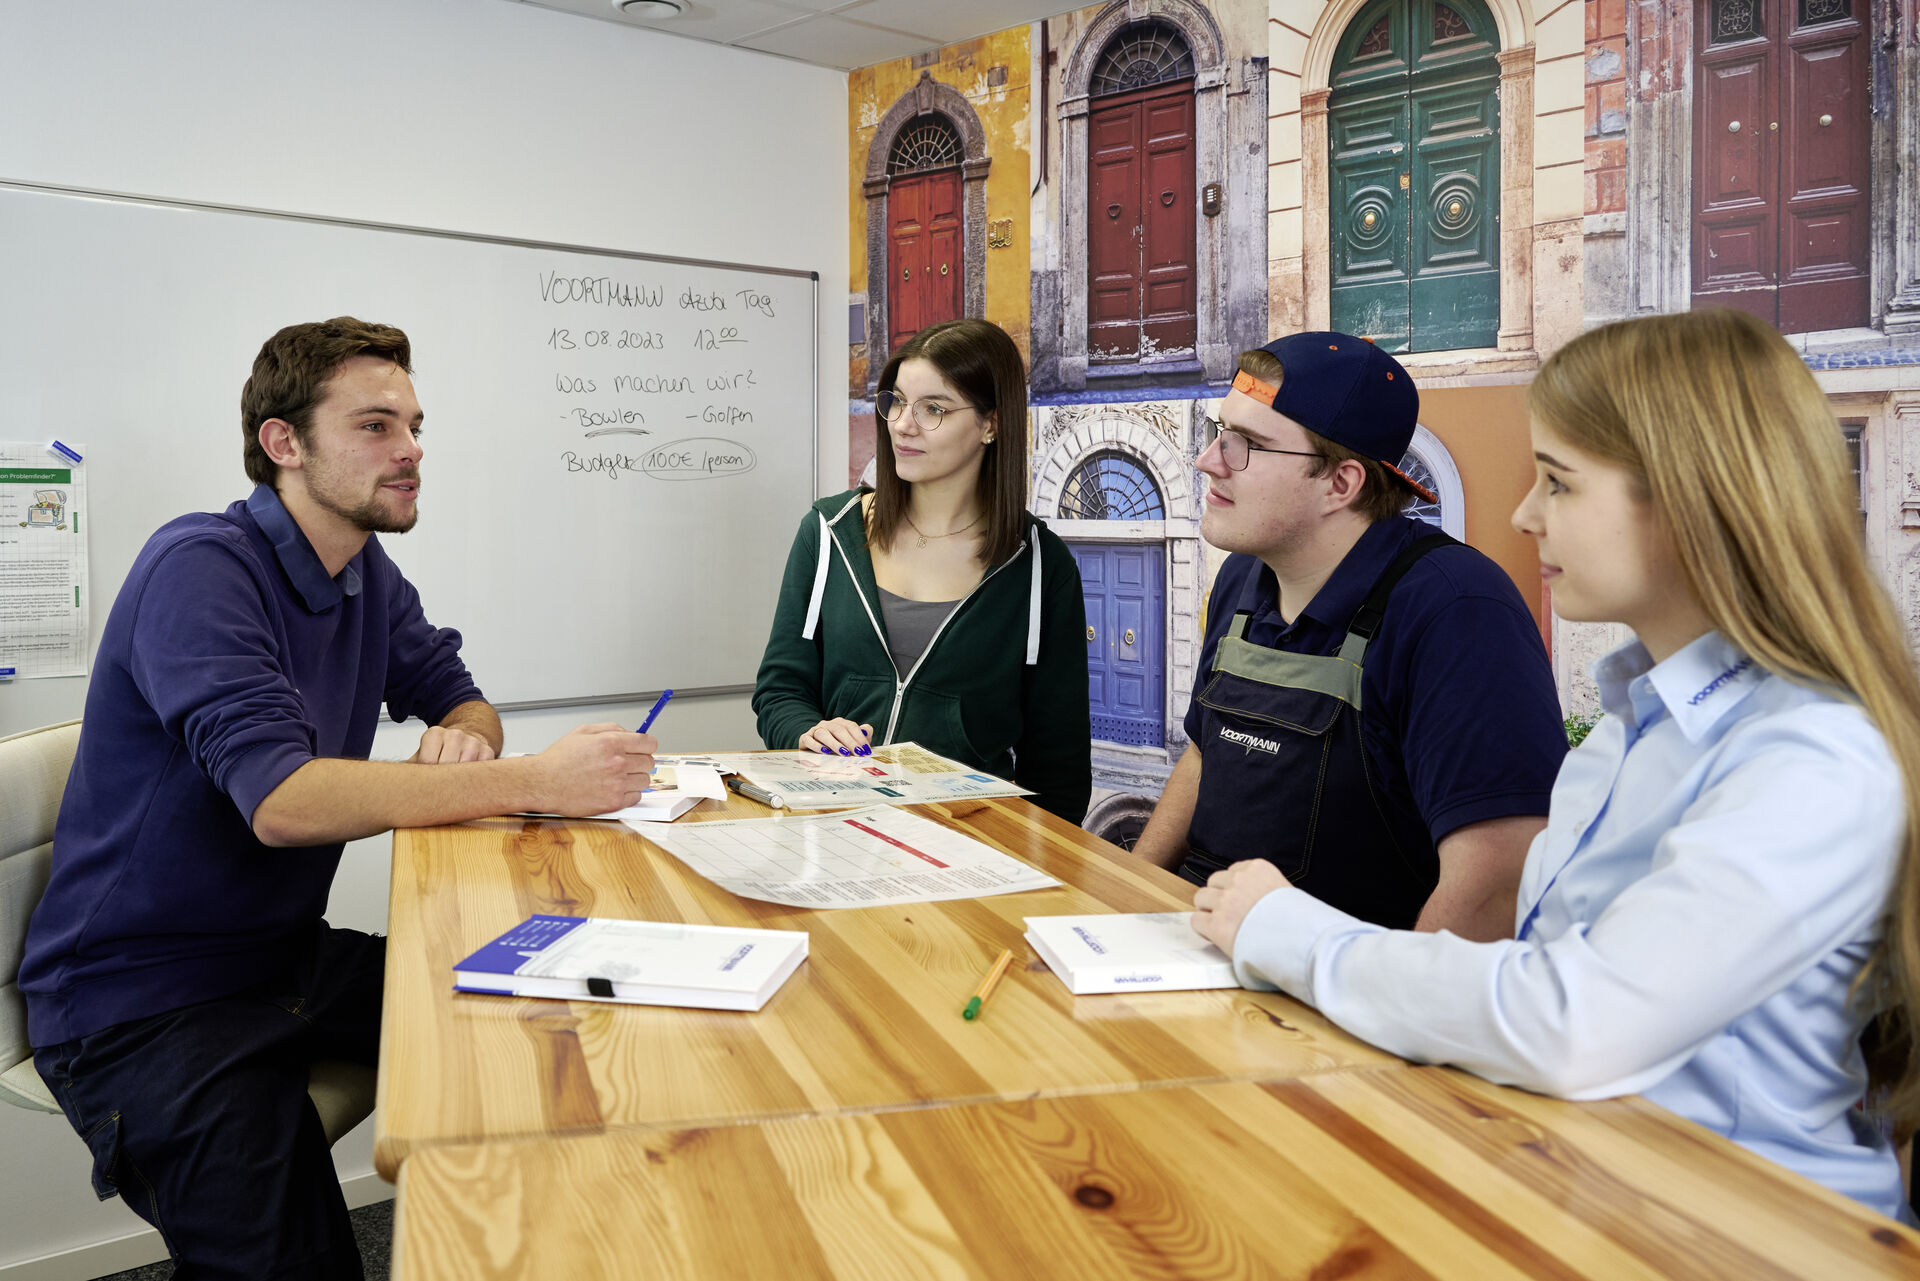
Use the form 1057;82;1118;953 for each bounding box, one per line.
1062;450;1167;748
1073;544;1166;747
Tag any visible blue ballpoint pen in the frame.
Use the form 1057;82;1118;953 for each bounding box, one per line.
637;689;674;734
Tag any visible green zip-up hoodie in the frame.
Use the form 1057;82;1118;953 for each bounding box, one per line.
753;489;1092;823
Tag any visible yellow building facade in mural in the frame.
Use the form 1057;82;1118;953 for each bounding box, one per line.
847;27;1033;397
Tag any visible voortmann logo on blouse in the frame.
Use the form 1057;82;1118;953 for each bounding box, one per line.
1687;657;1754;706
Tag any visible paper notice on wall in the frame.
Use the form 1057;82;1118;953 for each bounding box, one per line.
0;443;90;678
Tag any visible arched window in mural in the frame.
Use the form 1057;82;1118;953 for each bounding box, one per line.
1396;451;1444;527
1088;22;1198;368
1328;0;1500;353
1060;450;1167;520
886;113;964;354
1399;425;1466;538
1090;24;1196;95
888;115;963;174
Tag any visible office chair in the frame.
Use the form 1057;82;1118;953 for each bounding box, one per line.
0;720;375;1144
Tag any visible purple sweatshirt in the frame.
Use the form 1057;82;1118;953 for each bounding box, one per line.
21;485;483;1046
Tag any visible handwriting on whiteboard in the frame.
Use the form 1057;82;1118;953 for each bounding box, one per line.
559;438;756;482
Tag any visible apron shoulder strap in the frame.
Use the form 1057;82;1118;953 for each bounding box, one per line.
1335;532;1457;665
1225;609;1254;642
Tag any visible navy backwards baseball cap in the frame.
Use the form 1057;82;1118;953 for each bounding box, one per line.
1232;331;1435;503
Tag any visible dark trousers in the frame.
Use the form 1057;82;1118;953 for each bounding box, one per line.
35;924;384;1280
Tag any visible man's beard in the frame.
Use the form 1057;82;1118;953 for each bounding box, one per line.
309;468;420;534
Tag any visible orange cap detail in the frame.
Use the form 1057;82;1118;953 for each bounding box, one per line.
1230;369;1280;403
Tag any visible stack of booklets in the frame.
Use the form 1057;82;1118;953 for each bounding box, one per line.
453;914;807;1011
1024;912;1240;994
691;743;1032;809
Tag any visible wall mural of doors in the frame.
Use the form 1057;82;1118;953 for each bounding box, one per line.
887;115;965;353
1087;23;1200;365
1692;0;1869;332
1328;0;1500;352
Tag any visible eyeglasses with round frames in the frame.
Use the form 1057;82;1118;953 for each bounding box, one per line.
876;389;983;432
1200;418;1321;472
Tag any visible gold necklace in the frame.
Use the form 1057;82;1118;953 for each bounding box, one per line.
903;509;983;548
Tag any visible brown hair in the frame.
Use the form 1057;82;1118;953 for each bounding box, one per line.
1237;348;1407;523
870;319;1029;567
1531;308;1920;1129
241;317;413;486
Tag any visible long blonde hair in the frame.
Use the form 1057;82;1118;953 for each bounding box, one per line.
1531;308;1920;1126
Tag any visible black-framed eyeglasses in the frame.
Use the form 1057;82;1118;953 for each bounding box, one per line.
876;389;982;432
1200;417;1319;473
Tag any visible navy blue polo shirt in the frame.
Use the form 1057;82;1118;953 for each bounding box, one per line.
1184;516;1565;845
21;485;483;1046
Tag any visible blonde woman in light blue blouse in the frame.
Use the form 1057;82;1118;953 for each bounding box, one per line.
1194;309;1920;1221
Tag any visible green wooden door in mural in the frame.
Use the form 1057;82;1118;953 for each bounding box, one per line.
1329;0;1500;352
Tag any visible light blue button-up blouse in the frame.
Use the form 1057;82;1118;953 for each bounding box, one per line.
1232;631;1908;1219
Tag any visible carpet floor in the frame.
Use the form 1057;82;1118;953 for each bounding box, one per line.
92;1198;393;1280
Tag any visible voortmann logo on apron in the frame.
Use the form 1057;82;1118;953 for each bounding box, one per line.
1219;728;1281;755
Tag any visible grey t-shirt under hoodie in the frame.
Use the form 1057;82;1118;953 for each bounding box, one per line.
877;586;960;678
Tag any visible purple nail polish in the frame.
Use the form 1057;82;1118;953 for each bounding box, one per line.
819;747;833;754
856;746;870;756
838;747;851;756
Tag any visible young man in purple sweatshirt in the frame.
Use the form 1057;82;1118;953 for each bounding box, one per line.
20;317;655;1279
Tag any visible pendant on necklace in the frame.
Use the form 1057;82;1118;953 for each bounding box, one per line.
916;534;928;547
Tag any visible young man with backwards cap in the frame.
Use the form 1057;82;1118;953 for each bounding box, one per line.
1132;333;1566;943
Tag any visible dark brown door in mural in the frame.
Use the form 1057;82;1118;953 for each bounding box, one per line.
1693;0;1869;332
1086;21;1199;366
1089;84;1197;364
887;167;963;352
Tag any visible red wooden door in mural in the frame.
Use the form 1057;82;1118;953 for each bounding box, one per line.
888;168;963;352
1693;0;1868;332
1088;83;1197;364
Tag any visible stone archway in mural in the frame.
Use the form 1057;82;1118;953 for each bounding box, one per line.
1032;403;1202;750
1057;0;1233;388
863;72;991;393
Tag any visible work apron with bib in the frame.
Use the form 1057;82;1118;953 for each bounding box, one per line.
1179;533;1455;929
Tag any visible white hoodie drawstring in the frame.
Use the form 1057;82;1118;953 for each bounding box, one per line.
1025;527;1041;665
800;512;831;641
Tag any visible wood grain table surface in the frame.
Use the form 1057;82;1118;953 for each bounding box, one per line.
389;1066;1920;1280
373;792;1400;1180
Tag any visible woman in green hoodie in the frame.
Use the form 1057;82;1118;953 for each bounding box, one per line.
753;319;1092;823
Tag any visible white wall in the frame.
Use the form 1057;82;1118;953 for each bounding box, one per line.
0;0;847;1272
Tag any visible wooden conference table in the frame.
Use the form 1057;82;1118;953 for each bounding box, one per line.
374;791;1397;1179
391;1073;1920;1280
376;791;1920;1278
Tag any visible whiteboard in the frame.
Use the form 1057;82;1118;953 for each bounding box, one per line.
0;181;817;709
